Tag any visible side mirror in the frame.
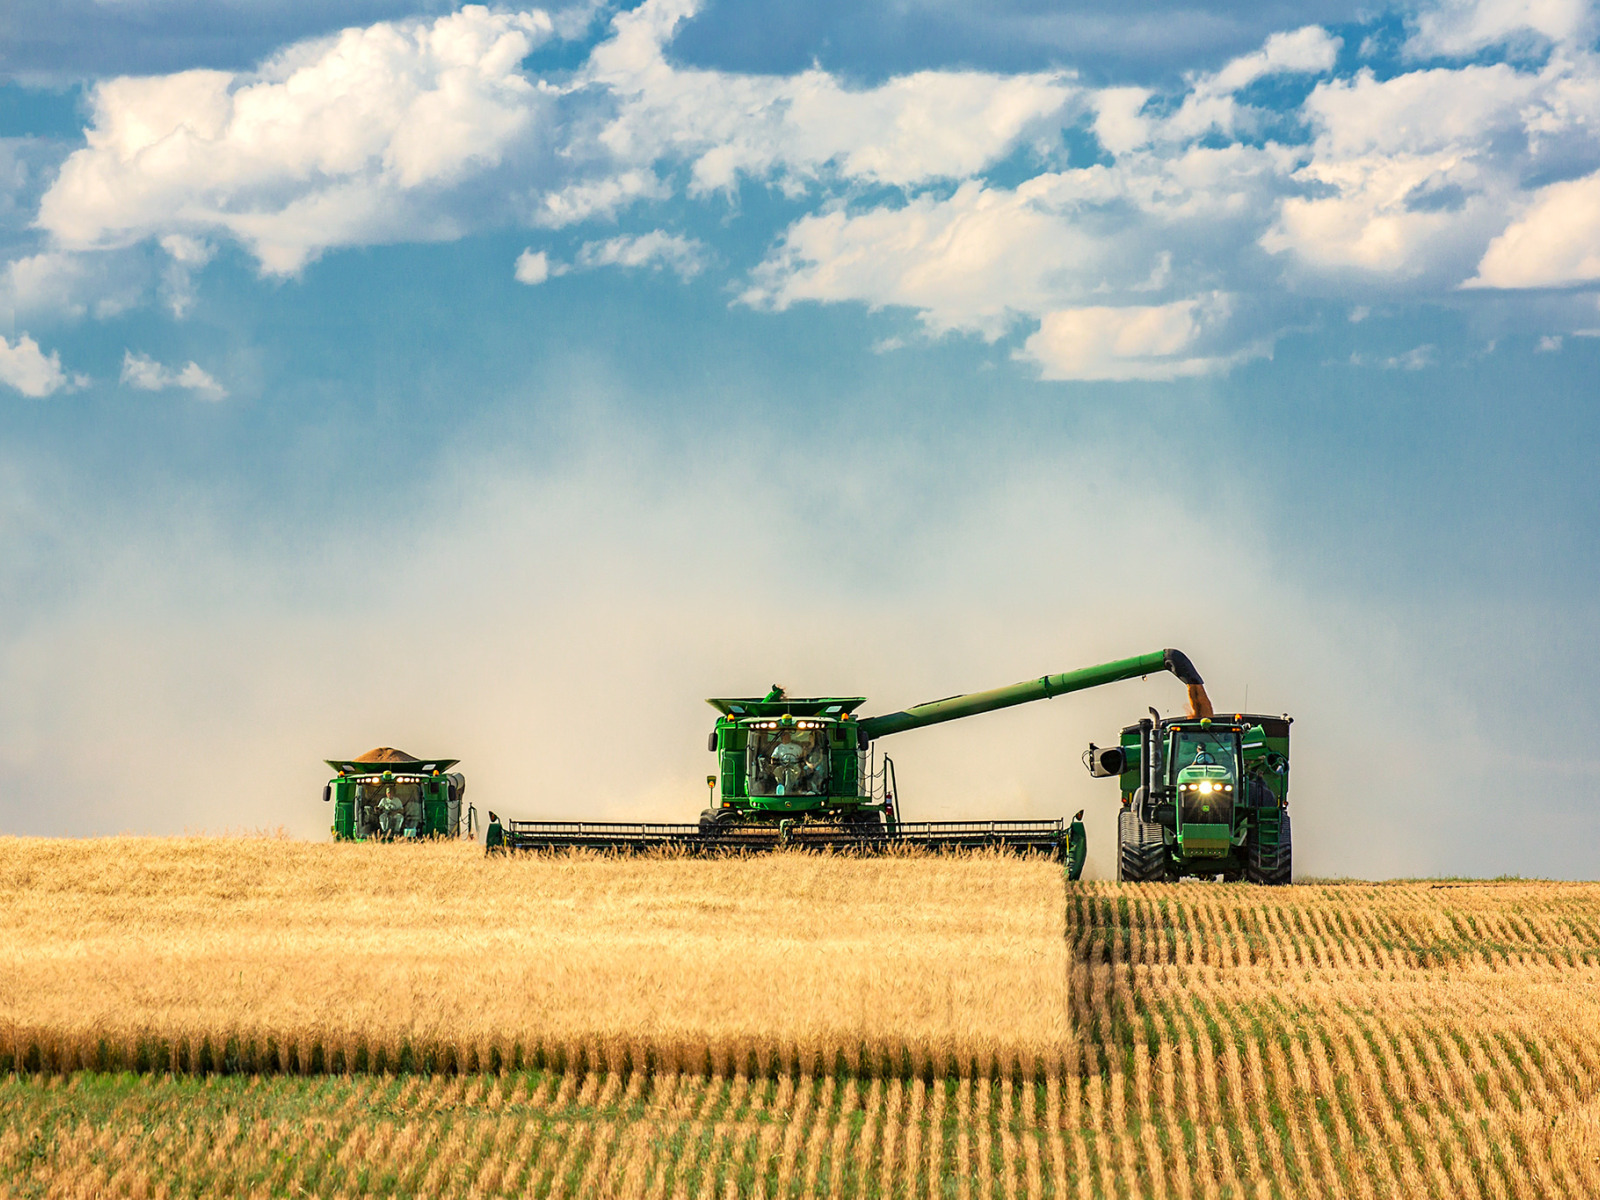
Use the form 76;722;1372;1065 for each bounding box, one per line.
321;784;331;803
708;729;718;752
1087;745;1126;777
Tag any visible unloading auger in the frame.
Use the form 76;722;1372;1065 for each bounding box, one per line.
500;649;1211;859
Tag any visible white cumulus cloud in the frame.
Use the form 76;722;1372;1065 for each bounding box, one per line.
1213;26;1344;91
743;180;1108;339
2;251;147;320
1156;26;1342;144
514;248;553;285
581;0;1078;195
8;0;1600;376
1020;296;1257;381
576;231;704;279
744;144;1290;349
1408;0;1592;57
37;7;556;275
0;334;72;398
1260;60;1573;285
1470;170;1600;286
535;169;671;229
120;351;227;400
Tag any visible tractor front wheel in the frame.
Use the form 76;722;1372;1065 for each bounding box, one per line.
1118;806;1169;882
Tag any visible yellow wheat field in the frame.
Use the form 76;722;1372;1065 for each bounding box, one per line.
0;837;1069;1075
5;837;1600;1197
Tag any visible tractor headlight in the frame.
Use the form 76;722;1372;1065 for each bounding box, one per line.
1199;781;1214;794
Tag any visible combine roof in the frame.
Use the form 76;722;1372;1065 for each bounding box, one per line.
325;747;460;774
355;747;419;763
706;696;867;719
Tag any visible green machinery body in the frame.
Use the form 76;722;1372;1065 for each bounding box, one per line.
704;648;1208;829
1086;712;1293;883
704;695;873;824
323;755;469;842
503;649;1208;864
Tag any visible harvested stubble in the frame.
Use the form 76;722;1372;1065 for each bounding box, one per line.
1056;880;1600;1200
0;837;1069;1077
6;841;1600;1198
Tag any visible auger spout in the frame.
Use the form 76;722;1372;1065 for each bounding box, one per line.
856;649;1205;742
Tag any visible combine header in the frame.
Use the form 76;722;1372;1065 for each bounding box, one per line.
501;649;1211;860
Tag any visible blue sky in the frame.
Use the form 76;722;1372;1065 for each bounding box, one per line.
1;0;1597;878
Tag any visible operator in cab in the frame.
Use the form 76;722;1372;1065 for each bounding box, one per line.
770;729;807;793
376;786;405;836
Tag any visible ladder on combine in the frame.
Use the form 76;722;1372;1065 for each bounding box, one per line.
502;818;1066;857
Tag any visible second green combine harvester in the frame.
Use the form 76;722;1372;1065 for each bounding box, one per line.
503;648;1293;882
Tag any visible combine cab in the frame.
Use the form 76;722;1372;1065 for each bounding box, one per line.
323;747;471;841
701;692;876;830
1087;714;1292;883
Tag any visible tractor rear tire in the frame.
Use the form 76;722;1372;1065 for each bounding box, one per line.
1247;812;1292;885
1118;807;1169;882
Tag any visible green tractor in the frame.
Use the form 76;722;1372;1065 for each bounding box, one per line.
323;747;471;841
1086;712;1292;883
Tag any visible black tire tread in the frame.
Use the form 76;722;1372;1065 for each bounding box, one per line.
1246;811;1292;885
1118;806;1169;882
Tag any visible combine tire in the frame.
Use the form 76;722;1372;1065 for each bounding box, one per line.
698;808;728;835
1118;806;1169;882
1247;812;1292;885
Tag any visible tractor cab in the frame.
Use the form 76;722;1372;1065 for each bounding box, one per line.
1088;712;1293;882
1169;723;1239;857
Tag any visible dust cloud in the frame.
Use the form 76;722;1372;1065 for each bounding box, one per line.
0;416;1592;879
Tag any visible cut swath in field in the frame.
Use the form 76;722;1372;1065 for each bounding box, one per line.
0;837;1070;1077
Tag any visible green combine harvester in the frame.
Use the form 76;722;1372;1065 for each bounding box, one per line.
323;748;472;841
502;648;1278;873
1086;709;1292;883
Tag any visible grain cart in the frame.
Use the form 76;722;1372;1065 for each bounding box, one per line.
1085;712;1292;883
503;648;1208;856
323;747;471;841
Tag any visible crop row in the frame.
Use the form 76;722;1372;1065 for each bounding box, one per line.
1067;881;1600;971
5;1043;1598;1200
